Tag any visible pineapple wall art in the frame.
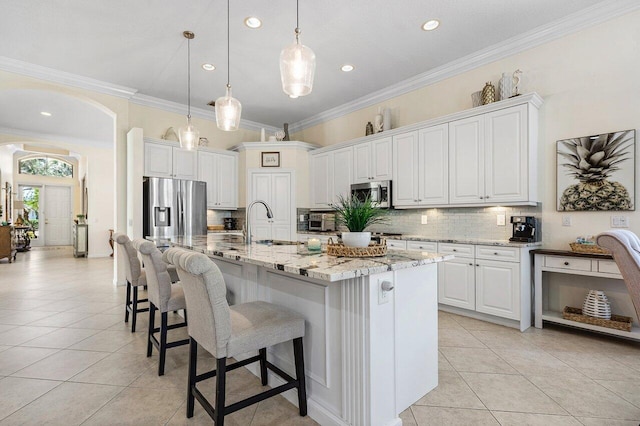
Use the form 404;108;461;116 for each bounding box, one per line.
557;130;635;211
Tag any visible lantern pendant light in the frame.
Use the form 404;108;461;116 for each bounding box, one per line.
216;0;242;131
280;0;316;98
179;31;199;151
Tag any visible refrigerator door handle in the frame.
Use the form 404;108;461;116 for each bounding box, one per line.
177;190;183;236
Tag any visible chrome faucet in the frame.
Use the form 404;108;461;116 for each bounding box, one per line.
245;200;274;244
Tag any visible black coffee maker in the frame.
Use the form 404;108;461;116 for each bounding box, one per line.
509;216;540;242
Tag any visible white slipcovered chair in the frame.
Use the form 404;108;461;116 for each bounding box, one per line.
163;247;307;425
596;230;640;321
132;239;189;376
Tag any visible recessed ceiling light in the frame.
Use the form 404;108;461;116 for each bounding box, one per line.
422;19;440;31
341;64;355;72
40;111;52;117
244;17;262;29
202;63;216;71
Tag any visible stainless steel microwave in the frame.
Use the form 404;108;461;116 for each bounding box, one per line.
350;181;391;208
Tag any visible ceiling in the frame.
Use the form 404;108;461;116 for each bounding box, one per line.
0;0;618;131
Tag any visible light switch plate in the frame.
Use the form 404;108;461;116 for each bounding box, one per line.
421;215;428;225
562;216;572;226
496;214;506;226
611;215;630;228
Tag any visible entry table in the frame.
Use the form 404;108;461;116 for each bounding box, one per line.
532;249;640;340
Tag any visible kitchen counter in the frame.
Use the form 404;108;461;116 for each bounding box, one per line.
160;234;452;282
160;233;445;425
298;230;542;248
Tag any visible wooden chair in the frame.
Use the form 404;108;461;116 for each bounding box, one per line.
596;230;640;321
164;247;307;425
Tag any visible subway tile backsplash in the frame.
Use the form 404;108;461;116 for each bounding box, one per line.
367;205;542;241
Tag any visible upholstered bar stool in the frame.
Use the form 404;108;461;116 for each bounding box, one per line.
132;239;189;376
163;248;307;425
115;233;179;332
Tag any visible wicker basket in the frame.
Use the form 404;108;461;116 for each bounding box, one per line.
562;306;632;332
569;243;610;255
326;238;387;258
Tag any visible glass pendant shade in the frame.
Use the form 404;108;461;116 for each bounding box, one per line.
179;117;199;150
280;33;316;97
215;85;242;131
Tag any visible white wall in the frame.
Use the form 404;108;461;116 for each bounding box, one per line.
293;10;640;249
0;145;14;222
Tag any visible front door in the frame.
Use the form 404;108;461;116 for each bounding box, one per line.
19;185;43;247
44;185;72;246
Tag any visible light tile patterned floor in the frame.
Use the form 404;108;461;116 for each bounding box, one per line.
1;247;639;425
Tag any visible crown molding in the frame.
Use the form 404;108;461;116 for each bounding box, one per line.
288;1;640;133
0;57;137;99
0;126;111;149
129;93;279;134
230;141;319;152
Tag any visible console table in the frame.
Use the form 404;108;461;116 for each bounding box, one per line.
532;249;640;340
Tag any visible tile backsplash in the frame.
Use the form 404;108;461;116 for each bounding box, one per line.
210;205;542;241
367;205;542;240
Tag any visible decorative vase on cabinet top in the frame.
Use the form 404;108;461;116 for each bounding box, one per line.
481;82;496;105
499;73;512;100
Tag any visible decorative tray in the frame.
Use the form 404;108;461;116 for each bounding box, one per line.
569;243;610;255
562;306;632;332
326;238;387;258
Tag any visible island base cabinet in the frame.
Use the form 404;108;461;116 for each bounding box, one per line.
475;260;520;320
207;256;439;426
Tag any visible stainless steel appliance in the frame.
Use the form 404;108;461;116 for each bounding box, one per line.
308;213;336;231
143;177;207;238
509;216;540;242
350;181;391;208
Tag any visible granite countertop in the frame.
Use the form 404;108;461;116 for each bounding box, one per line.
299;230;541;248
155;234;452;282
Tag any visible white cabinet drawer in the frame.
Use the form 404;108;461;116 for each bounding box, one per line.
387;239;407;250
475;246;520;262
544;256;591;272
597;260;621;275
406;241;437;252
438;243;474;258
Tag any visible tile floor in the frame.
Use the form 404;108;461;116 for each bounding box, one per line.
1;247;639;425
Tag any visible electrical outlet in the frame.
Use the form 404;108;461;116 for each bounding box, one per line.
378;279;393;305
611;215;630;228
496;213;506;226
421;215;428;225
562;216;572;226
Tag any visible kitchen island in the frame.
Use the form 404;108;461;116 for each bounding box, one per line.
161;234;451;426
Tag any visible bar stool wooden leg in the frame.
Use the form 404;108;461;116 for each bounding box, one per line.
124;282;131;323
259;348;268;386
186;337;198;418
131;286;139;332
147;303;156;357
159;312;168;376
293;337;307;416
215;357;227;425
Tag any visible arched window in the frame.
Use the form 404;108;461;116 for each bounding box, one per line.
19;157;73;178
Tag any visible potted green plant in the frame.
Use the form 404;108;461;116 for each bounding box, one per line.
333;194;388;247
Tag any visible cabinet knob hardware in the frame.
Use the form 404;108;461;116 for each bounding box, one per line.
485;196;490;199
476;264;480;267
452;249;457;252
479;196;484;199
564;261;569;266
419;246;423;249
494;252;498;255
468;263;473;266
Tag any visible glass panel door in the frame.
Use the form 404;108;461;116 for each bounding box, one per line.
19;185;42;247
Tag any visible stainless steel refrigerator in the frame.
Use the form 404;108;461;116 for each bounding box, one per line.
143;177;207;238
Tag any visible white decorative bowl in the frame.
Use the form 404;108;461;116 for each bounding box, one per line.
341;232;371;248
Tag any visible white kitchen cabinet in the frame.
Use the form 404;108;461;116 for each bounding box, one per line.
309;147;353;210
353;137;392;184
144;142;197;180
437;243;476;310
198;150;238;209
437;242;532;329
393;125;449;207
249;171;293;241
475;259;520;320
449;104;529;205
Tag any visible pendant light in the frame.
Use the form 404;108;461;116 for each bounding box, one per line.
280;0;316;98
215;0;242;131
179;31;199;151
